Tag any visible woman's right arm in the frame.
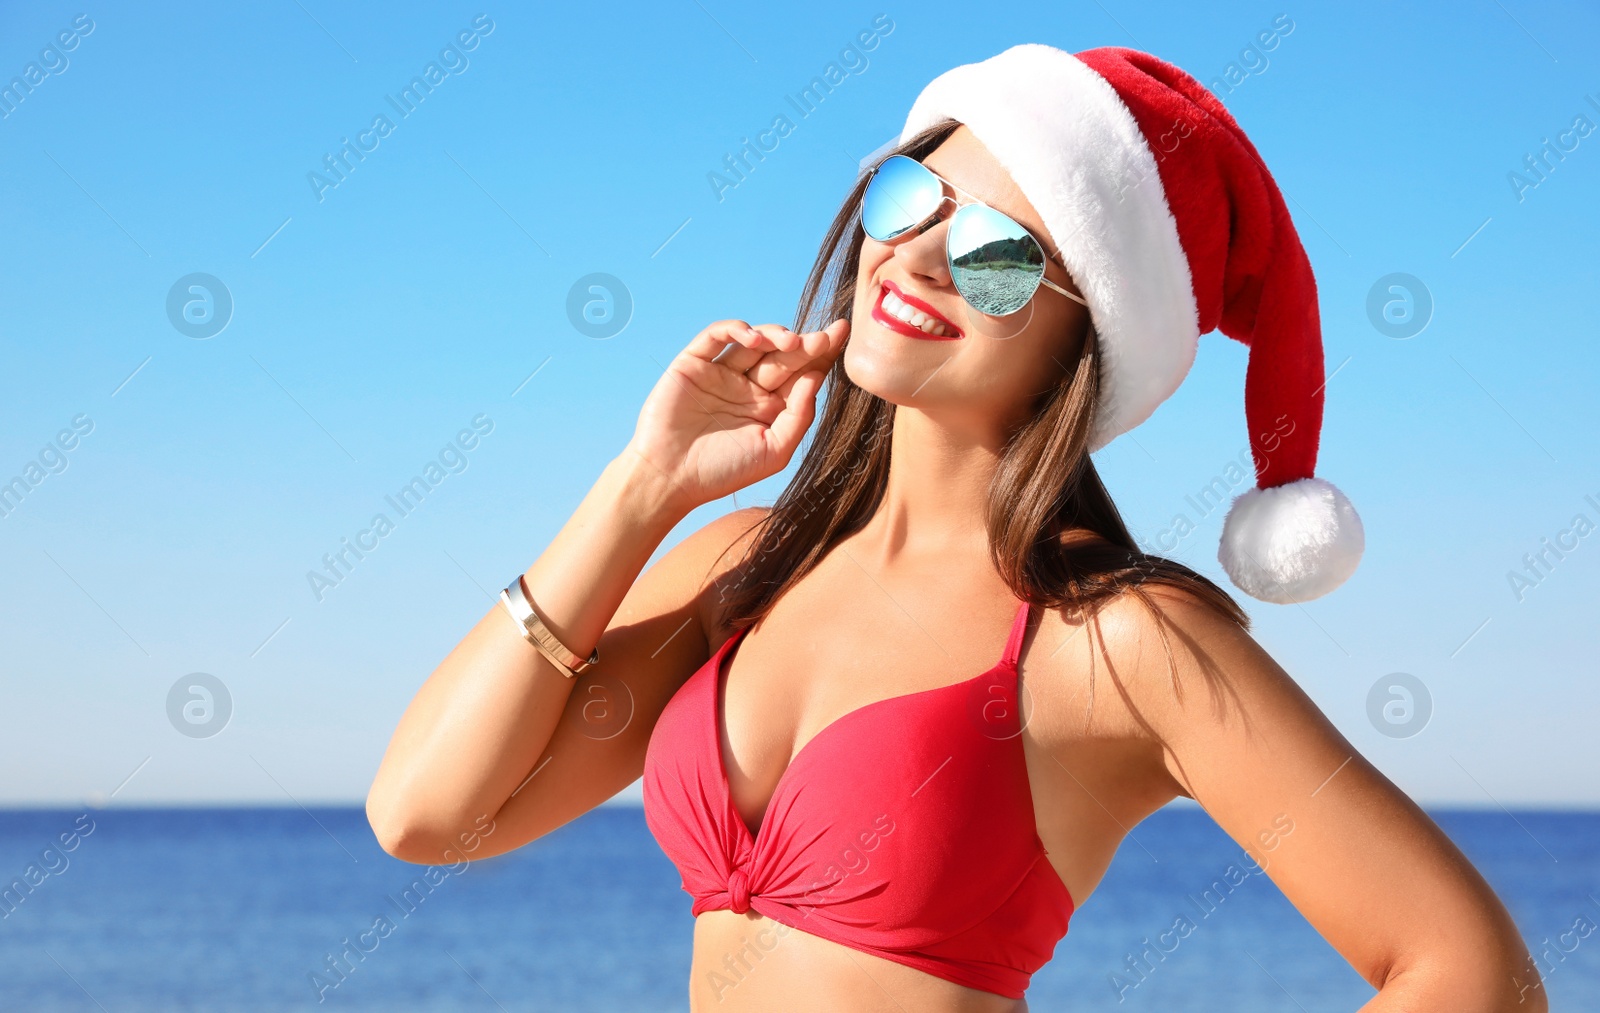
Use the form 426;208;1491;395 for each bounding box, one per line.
365;316;847;863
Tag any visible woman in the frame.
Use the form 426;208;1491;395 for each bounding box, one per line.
366;44;1543;1011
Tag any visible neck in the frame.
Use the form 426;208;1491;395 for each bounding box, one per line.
853;405;1008;569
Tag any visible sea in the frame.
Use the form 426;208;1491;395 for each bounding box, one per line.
1;805;1594;1011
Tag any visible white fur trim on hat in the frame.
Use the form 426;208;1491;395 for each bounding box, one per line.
1217;477;1364;604
900;43;1200;453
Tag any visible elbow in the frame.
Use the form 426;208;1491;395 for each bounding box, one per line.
1497;948;1550;1013
365;792;451;864
366;797;423;862
366;790;504;865
1377;940;1550;1012
369;819;442;865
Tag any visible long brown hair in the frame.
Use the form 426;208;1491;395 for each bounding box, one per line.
712;119;1250;674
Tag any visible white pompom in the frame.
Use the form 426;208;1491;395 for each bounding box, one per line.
1217;477;1364;604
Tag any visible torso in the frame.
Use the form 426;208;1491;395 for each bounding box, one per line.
679;525;1185;1011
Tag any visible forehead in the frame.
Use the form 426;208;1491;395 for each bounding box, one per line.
921;124;1049;239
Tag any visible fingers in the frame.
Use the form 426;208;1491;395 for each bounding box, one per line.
819;317;850;355
766;369;827;459
719;322;801;376
744;318;851;389
682;319;799;368
739;324;809;385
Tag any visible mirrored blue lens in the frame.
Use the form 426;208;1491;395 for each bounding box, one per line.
861;155;944;242
947;204;1047;316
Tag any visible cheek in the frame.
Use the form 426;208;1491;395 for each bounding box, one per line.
851;276;872;318
855;242;890;298
964;336;1034;391
964;302;1083;387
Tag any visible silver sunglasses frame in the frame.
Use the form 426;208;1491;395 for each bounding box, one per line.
864;154;1089;311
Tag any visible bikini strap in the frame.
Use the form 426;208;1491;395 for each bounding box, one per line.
1000;599;1033;669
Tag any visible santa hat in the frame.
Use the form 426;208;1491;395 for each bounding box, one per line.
899;43;1363;604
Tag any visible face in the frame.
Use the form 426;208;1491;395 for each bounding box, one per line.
845;125;1091;431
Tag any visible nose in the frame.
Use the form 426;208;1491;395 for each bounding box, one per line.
891;210;953;289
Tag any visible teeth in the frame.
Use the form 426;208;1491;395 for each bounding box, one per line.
882;289;951;336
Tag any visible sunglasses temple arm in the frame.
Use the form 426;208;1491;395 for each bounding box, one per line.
1039;276;1090;307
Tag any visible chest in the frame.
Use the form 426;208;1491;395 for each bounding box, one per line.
717;589;1030;839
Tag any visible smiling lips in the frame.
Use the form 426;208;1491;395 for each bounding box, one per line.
872;280;962;340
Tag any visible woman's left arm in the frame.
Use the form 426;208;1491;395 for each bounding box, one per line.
1096;585;1546;1012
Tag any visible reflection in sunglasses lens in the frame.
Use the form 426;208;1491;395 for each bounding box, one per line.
948;204;1046;316
862;156;943;242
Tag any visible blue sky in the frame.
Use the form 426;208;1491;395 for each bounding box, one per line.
1;0;1595;807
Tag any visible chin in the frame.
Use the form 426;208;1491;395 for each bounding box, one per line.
840;320;947;407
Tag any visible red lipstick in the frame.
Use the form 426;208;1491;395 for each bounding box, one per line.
871;280;963;340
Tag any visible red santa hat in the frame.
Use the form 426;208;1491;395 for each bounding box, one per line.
899;43;1364;604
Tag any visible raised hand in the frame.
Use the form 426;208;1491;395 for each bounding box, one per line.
625;317;850;513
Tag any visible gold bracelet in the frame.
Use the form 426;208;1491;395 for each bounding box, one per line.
497;575;598;678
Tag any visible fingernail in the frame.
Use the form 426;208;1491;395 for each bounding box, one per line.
746;326;760;337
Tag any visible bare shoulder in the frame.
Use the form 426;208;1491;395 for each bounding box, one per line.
591;503;773;709
1039;529;1256;676
603;504;770;662
1069;580;1276;719
660;505;772;646
1097;580;1257;668
667;504;770;586
1030;539;1282;745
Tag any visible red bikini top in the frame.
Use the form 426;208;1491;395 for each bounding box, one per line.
642;599;1075;999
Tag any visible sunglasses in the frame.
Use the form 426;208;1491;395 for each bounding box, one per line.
860;154;1089;318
